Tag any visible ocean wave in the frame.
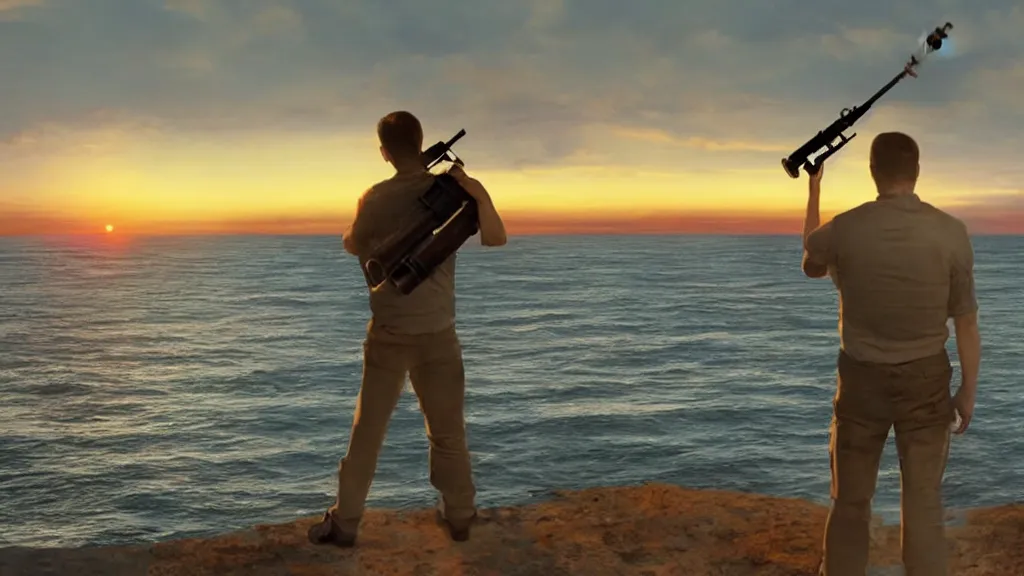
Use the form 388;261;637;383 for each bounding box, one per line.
0;235;1021;548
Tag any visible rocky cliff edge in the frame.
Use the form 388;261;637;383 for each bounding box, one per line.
2;483;1022;575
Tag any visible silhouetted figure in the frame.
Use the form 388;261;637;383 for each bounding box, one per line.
802;133;980;576
308;111;508;547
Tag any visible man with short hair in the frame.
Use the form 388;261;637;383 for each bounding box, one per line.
308;110;507;547
802;132;981;575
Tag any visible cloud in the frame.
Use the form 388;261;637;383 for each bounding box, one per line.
498;212;808;235
163;0;206;20
1;113;168;159
0;0;41;21
1;0;1022;187
952;191;1024;216
0;0;41;10
612;127;791;153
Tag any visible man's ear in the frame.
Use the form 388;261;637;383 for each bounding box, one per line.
915;162;920;180
379;146;391;164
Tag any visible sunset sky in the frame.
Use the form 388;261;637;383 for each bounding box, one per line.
1;0;1022;235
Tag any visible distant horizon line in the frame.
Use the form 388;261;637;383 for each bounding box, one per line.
4;209;1022;236
3;231;1022;238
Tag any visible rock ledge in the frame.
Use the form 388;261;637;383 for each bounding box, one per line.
2;483;1022;575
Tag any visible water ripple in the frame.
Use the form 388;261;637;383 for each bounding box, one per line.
0;234;1021;548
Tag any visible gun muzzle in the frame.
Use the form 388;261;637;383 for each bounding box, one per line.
925;22;953;50
781;157;804;179
421;129;467;169
782;133;857;178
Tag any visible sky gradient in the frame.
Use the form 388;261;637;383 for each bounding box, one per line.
2;0;1022;235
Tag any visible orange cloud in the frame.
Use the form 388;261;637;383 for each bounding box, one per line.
5;207;1022;237
956;215;1024;235
948;194;1024;235
500;211;808;235
0;209;815;237
0;210;86;236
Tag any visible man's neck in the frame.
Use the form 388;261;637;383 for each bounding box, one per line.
392;158;425;175
876;182;916;199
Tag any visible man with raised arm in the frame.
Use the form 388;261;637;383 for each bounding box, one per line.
308;110;507;547
802;132;980;576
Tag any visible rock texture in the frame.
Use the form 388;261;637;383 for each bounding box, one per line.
2;483;1022;575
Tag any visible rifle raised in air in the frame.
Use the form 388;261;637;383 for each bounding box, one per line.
781;22;953;178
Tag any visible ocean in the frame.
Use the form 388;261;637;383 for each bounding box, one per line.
0;234;1021;549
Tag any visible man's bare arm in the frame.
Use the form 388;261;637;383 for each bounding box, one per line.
801;170;830;278
954;312;981;391
952;311;980;433
950;228;980;433
342;195;368;256
448;167;507;247
473;194;507;247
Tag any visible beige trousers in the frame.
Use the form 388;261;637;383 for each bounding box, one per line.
329;323;476;532
821;349;954;576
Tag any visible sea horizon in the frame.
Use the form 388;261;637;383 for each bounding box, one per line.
3;231;1022;238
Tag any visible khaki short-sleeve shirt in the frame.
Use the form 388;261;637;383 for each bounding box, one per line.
346;170;458;335
805;193;977;364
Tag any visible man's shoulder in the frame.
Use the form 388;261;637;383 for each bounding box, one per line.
921;201;969;233
375;171;435;190
830;201;875;226
844;200;879;216
365;173;434;202
362;178;392;201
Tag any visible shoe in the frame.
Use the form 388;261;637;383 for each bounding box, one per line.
307;511;357;547
435;497;476;542
435;509;475;542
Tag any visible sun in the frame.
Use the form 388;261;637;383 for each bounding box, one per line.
105;224;114;233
